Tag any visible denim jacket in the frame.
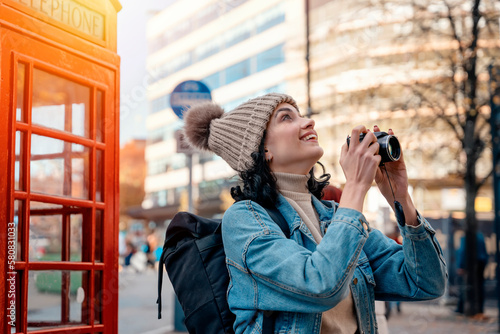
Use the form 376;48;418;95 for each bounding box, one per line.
222;194;447;334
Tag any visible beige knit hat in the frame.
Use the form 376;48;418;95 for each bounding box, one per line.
182;93;298;172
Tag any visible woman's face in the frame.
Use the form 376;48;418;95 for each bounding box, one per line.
264;102;324;175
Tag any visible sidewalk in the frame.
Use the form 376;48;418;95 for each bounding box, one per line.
386;301;499;334
163;300;499;334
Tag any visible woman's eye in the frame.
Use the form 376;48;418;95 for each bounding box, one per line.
281;114;292;121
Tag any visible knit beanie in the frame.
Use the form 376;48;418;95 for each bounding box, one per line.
182;92;298;172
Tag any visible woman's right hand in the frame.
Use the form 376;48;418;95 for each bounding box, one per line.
338;125;381;212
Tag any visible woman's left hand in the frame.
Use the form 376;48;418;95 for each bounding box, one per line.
373;126;418;226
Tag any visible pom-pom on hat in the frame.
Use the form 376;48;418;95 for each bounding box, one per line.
183;92;298;172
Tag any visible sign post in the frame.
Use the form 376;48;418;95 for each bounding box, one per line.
170;80;212;214
488;64;500;332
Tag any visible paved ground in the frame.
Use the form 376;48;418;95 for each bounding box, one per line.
385;301;498;334
161;302;500;334
119;268;174;334
120;268;499;334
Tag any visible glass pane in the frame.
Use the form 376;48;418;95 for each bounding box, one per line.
30;135;90;199
27;270;88;330
32;68;90;137
94;271;102;324
29;205;62;262
15;131;25;191
70;213;83;262
96;90;103;142
29;202;86;262
13;200;23;261
16;63;26;122
95;210;103;262
96;150;103;202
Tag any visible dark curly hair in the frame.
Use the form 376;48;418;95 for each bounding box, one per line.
231;131;331;208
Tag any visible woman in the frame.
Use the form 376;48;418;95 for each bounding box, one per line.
183;93;447;334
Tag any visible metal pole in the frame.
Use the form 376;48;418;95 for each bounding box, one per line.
305;0;312;118
440;215;453;305
187;153;193;213
488;64;500;332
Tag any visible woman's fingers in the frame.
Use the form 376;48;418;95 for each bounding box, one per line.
372;125;395;136
349;125;367;148
340;142;348;161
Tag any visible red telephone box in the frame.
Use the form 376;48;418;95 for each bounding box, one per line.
0;0;121;333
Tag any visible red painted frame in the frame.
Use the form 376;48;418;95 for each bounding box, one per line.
0;2;120;333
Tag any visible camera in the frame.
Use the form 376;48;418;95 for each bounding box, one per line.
347;131;401;165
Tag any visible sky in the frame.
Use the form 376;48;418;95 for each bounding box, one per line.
117;0;175;147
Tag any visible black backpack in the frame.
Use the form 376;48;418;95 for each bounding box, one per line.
156;206;290;334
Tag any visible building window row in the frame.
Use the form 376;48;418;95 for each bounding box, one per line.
147;120;182;144
149;0;249;54
150;43;285;114
149;4;285;85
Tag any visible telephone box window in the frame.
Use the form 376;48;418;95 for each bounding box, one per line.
32;68;91;138
30;135;90;199
14;200;24;261
16;62;26;122
96;149;104;202
27;270;89;330
15;130;26;191
96;90;104;142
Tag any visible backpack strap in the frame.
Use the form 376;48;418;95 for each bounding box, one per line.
260;205;290;333
264;206;290;238
157;249;167;319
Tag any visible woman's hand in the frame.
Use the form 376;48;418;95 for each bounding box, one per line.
338;125;381;212
373;126;418;226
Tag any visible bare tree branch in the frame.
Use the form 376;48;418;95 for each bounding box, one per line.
476;166;494;192
444;0;465;55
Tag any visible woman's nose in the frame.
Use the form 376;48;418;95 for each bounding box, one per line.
302;117;315;129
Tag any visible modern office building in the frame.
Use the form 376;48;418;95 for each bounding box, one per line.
140;0;310;222
140;0;498;226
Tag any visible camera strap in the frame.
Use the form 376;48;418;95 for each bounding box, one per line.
382;166;406;227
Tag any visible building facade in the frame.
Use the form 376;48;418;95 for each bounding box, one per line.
142;0;498;228
141;0;309;222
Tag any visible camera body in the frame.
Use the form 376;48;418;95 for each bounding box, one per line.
347;131;401;165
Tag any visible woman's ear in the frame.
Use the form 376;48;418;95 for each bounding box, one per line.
264;147;273;162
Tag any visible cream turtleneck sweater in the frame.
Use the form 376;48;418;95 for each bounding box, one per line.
273;172;358;334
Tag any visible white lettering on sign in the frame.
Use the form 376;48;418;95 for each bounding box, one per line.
170;92;212;106
13;0;105;40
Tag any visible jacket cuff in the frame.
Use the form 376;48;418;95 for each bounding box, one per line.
400;211;436;240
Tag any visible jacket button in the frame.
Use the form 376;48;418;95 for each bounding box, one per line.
353;278;358;285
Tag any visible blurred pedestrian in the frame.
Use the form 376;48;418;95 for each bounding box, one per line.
124;240;136;267
183;93;447;333
145;231;159;268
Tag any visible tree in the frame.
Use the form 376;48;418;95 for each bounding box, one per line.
372;0;499;316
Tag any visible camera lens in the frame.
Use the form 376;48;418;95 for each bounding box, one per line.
385;135;401;161
346;131;401;165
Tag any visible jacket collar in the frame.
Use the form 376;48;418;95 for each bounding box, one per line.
275;194;334;232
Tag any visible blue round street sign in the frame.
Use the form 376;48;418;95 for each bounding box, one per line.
170;80;212;119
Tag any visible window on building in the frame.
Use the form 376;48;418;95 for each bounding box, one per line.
256;5;285;33
225;21;252;48
150;4;285;84
202;73;221;91
225;59;251;85
256;44;284;72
